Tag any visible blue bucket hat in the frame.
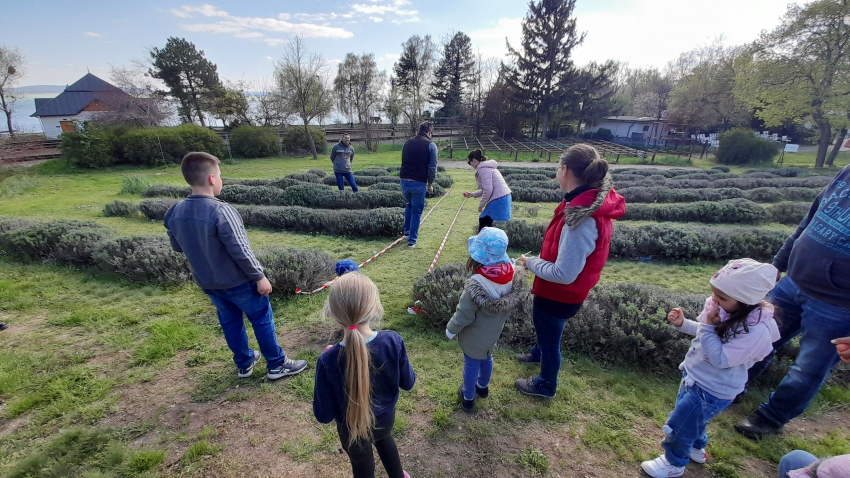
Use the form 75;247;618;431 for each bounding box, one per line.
468;227;511;266
335;259;360;276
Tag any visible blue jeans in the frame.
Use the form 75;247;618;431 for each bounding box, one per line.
335;172;359;192
747;276;850;427
462;354;493;400
400;180;426;245
663;379;733;467
778;450;818;478
529;296;583;395
203;281;286;370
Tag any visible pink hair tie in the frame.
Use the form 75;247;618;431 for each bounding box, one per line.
348;325;357;330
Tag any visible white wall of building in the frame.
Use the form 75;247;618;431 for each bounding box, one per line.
586;121;676;139
38;112;104;138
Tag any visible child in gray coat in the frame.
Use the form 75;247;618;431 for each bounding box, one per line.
446;227;526;412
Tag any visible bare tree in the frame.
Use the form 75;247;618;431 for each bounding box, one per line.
274;36;334;159
467;53;499;136
334;53;387;151
394;35;435;134
107;60;174;127
251;78;290;128
0;46;25;137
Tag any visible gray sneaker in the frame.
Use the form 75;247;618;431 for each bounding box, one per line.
267;357;308;380
238;350;261;378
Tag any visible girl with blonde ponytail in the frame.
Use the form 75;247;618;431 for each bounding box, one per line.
313;273;416;478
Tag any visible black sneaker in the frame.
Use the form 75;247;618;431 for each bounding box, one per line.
734;412;784;440
475;384;489;399
514;353;540;364
0;322;7;331
267;357;308;380
458;386;474;413
515;378;555;398
238;350;261;378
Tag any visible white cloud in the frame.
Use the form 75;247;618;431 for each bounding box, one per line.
82;32;102;37
263;56;274;61
171;4;229;18
370;16;383;22
174;4;354;40
350;2;417;17
468;17;523;60
391;16;420;24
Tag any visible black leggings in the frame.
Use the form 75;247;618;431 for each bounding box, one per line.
479;215;494;231
336;411;404;478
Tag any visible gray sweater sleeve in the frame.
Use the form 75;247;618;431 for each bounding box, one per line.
527;219;598;285
215;204;265;281
428;143;438;184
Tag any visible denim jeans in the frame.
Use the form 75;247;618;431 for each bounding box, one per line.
778;450;818;478
747;276;850;427
528;296;583;395
335;172;359;192
663;378;733;467
462;353;493;400
400;180;426;245
203;281;286;370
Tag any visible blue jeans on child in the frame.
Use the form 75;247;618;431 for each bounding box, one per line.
746;276;850;427
528;296;583;396
203;281;286;370
663;377;733;467
462;354;493;400
778;450;818;478
335;172;359;192
400;179;426;245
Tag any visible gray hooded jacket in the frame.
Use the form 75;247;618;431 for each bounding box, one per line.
446;268;528;360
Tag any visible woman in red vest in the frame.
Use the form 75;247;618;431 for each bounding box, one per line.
515;145;626;398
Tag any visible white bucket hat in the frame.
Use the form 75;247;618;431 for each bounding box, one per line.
709;258;777;305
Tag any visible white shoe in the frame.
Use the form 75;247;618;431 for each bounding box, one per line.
641;455;685;478
690;447;707;464
238;350;261;378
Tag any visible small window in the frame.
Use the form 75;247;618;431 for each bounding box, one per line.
642;125;650;131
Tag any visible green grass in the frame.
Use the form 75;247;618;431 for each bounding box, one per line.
0;151;847;477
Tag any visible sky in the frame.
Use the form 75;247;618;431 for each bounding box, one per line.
2;0;803;89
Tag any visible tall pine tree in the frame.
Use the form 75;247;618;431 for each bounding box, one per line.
573;61;621;136
149;37;222;126
504;0;584;140
431;32;475;120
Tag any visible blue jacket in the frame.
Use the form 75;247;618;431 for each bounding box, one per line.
773;165;850;309
313;330;415;424
163;195;265;290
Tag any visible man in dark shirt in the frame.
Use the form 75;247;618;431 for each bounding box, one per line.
399;122;437;247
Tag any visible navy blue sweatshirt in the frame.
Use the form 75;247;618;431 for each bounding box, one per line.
313;330;416;424
773;165;850;309
164;195;265;290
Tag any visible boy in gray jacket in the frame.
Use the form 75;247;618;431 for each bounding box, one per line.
163;152;307;380
446;227;526;412
330;133;358;192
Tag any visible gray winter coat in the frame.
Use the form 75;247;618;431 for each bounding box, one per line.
446;268;528;360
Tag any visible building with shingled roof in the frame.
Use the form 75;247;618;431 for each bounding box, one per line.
31;73;133;138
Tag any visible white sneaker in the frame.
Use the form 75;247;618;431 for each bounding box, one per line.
690;447;707;464
641;455;685;478
238;350;261;378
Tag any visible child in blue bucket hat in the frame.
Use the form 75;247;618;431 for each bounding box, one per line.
446;227;527;412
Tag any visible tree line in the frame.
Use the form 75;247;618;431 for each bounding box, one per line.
1;0;849;167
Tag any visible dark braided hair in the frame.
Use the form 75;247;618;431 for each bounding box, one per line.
715;300;770;343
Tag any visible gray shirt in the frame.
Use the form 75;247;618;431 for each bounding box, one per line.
526;219;598;284
330;142;355;173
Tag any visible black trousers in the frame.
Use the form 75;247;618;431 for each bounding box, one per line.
336;410;404;478
478;215;494;231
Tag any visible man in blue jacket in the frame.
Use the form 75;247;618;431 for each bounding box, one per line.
736;164;850;439
330;133;357;192
399;122;437;248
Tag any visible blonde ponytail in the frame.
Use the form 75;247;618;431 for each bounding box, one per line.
323;272;384;446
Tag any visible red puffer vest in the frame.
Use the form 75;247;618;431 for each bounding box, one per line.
532;188;626;303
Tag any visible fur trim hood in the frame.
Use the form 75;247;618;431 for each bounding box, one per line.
563;174;625;227
464;267;528;314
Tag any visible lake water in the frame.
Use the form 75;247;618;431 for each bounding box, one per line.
1;92;60;134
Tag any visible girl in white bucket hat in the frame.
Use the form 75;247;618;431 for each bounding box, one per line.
641;258;781;478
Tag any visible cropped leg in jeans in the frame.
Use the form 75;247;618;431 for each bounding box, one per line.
400;180;426;245
662;380;732;467
462;354;494;400
528;296;583;395
204;282;286;370
335;172;359;192
747;277;850;427
336;411;404;478
778;450;818;478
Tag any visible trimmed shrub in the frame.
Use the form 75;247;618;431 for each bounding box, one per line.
171;123;227;159
353;168;391;177
277;184;405;209
258;248;335;297
92;236;192;286
322;175;397;187
746;188;785;203
501;173;553;182
368;181;447;198
117;125;226;166
0;220;111;264
308;169;327;178
435;176;454;188
59;122;117;168
768;202;811;225
285;173;323;184
498;220;789;261
138;199;179;220
716;128;781;165
772;187;820;202
0;217;36;234
584;127;614;141
511;187;563;203
103;200;139;218
437;166;446;172
712;166;731;173
280;126;326;154
142;184;191;198
229;125;278;158
219;185;285;205
622;198;766;224
240;206;403;237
